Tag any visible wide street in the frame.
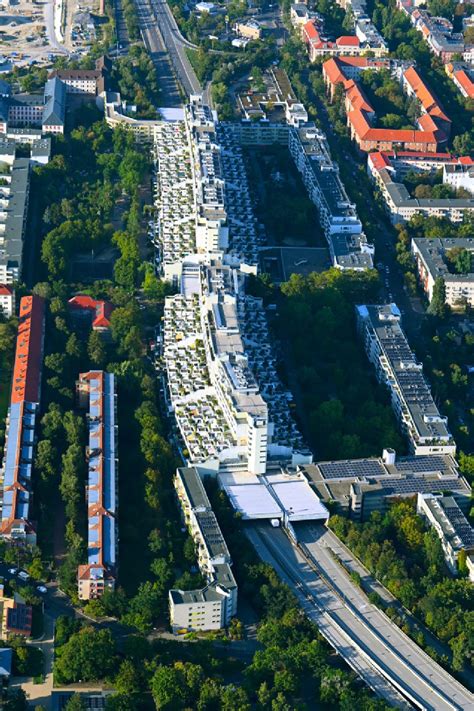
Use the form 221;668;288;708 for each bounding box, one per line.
248;524;474;710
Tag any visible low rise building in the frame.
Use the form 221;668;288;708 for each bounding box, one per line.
301;449;471;520
0;296;45;543
417;493;474;581
77;371;118;600
412;237;474;307
356;303;455;456
68;295;114;332
169;466;237;632
234;20;262;40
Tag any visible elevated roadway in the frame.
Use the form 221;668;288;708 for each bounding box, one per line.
247;524;474;711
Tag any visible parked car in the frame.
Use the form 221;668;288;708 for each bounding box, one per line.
8;567;17;575
18;571;30;582
36;585;47;594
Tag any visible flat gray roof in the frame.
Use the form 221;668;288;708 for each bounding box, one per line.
413;237;474;284
0;157;30;272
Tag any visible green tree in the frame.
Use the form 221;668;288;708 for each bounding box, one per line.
428;277;448;318
54;627;117;684
64;696;87;711
87;330;107;367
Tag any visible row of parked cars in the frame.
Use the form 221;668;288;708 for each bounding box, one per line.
7;567;47;594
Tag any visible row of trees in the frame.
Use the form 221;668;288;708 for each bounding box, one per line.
330;501;473;672
112;45;161;118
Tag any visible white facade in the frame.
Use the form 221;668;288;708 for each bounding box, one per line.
169;467;237;632
443;163;474;196
412;237;474;308
0;285;13;316
357;304;455;456
417;494;474;581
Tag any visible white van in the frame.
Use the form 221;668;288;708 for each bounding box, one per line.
18;571;30;582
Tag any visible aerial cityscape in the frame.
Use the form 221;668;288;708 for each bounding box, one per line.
0;0;472;708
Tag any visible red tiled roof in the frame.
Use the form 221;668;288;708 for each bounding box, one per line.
0;284;13;296
303;20;320;42
336;35;360;46
11;296;45;405
454;69;474;98
368;152;392;170
68;295;114;329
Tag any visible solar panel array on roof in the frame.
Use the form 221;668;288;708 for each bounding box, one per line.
394;455;447;473
383;477;464;495
442;502;474;547
319;459;386;480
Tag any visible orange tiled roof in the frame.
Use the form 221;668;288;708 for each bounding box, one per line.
454;69;474;98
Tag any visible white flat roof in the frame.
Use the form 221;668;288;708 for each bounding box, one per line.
158;107;185;122
268;480;329;522
224;483;283;520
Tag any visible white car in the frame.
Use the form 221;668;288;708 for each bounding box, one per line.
8;567;17;575
36;585;47;594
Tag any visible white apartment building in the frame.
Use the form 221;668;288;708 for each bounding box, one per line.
356;303;456;456
417;494;474;581
443;162;474;196
169;466;237;632
289;123;374;269
0;284;14;317
0;158;30;285
412;237;474;307
367;152;474;225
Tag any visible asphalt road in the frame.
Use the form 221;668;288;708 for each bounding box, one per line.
135;0;203;105
248;524;474;711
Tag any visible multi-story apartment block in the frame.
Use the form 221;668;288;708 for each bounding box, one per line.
412;237;474;308
169;466;237;631
161;261;308;474
356;303;455;456
417;493;474;581
446;63;474;99
443;161;474;196
0;296;45;543
48;65;106;95
0;158;31;284
77;371;118;600
302;18;387;60
367;151;474;224
398;4;467;63
0;78;66;136
301;450;471;520
289;123;374;270
323;58;450;153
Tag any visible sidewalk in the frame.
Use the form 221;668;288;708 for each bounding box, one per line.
11;612;55;709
